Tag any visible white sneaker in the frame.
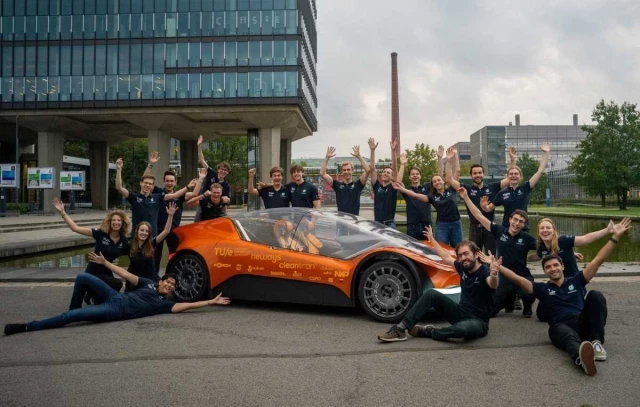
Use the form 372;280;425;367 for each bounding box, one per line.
592;340;607;361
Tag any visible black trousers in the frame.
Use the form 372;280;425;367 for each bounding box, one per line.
401;289;489;341
469;224;496;254
548;291;607;361
154;238;165;275
492;277;535;316
407;221;431;240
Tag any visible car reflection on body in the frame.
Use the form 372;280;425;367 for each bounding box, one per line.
166;208;460;322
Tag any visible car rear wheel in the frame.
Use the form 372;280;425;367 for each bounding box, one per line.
358;260;417;322
168;253;210;302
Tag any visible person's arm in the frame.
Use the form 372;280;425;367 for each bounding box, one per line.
164;186;188;200
486;254;500;289
187;192;209;207
423;225;455;266
436;145;444;176
529;142;551;188
352;145;372;185
390;139;398;176
583;217;631;282
368;138;378;185
445;148;461;190
457;187;491;231
574;221;614;247
115;158;129;199
392;182;429;203
155;202;177;244
396;153;406;183
88;252;139;286
170;293;230;313
452;148;460;180
247;168;259;196
186;169;208;207
497;146;518;189
197;134;210;169
497;262;534;294
319;147;335;185
143;151;160;178
480;195;496;212
184;178;199;200
312;186;321;209
51;198;93;236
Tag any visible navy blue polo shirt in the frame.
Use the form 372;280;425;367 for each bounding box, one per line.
492;181;533;228
427;186;460;223
373;180;398;224
402;184;432;225
454;262;496;322
202;168;230;197
153;186;185;230
532;272;589;326
128;237;159;282
287;181;319;208
86;229;129;277
461;182;502;225
122;277;175;319
259;185;291;209
200;197;226;220
537;235;580;278
490;223;537;277
333;178;365;215
126;190;165;236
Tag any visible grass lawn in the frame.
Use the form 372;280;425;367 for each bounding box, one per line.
526;205;640;217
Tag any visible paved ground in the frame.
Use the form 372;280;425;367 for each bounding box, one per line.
1;280;639;407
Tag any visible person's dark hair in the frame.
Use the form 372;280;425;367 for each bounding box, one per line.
163;170;176;181
408;166;422;175
510;209;529;223
270;166;284;177
290;164;304;174
382;165;393;172
140;175;155;183
217;161;231;173
541;254;564;268
470;164;484;175
161;274;176;283
455;240;481;256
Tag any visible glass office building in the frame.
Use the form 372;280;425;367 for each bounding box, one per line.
0;0;317;210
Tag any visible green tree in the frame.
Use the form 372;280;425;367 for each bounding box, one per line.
202;137;248;204
63;140;89;159
517;153;549;204
109;138;150;191
459;160;472;177
291;160;308;167
569;100;640;209
401;143;438;186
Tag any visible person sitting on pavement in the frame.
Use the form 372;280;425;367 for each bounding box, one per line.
52;198;130;301
492;217;631;376
378;226;498;342
3;252;231;336
124;202;178;292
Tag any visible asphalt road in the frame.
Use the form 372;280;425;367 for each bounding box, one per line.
1;279;639;407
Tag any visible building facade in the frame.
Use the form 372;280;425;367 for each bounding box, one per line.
0;0;317;210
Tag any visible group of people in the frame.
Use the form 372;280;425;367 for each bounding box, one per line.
3;138;631;377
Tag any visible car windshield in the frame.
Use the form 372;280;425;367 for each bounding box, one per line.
230;208;442;260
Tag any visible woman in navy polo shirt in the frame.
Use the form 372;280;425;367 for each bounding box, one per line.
125;202;178;291
52;198;130;298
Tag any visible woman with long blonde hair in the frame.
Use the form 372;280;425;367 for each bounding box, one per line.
52;198;131;299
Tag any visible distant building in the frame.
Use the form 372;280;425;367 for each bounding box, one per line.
450;142;470;161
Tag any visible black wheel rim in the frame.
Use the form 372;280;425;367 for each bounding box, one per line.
172;256;206;301
362;265;412;318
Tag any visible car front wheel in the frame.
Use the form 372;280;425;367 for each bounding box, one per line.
168;253;210;302
358;260;417;322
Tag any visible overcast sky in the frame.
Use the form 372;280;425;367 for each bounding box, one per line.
292;0;640;160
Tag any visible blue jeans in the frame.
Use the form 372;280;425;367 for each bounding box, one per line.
382;220;396;229
435;220;463;248
27;274;125;331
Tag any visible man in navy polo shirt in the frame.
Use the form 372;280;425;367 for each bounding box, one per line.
445;147;516;252
481;143;551;232
115;158;189;236
287;165;321;208
369;138;402;228
378;226;498;342
3;252;231;336
319;145;371;215
248;166;291;208
395;154;432;240
196;135;231;219
494;217;631;376
459;187;538;317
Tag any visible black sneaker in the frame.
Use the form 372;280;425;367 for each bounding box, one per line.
377;325;407;342
4;323;27;336
514;296;523;310
409;324;436;338
523;309;533;318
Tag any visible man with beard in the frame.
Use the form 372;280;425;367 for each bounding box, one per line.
319;145;371;215
445;147;517;253
287;165;321;208
377;225;498;342
493;217;631;376
369;138;403;228
458;187;537;317
248;167;291;208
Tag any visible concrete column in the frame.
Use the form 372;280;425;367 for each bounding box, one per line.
259;128;281;182
179;139;198;185
89;142;110;210
147;130;172;185
280;138;292;178
37;132;65;212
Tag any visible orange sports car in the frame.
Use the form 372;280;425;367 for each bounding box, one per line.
166;208;460;322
